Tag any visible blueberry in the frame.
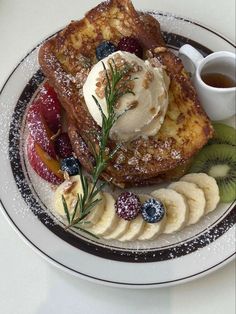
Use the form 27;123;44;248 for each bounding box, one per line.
96;41;117;61
141;198;165;223
60;156;80;176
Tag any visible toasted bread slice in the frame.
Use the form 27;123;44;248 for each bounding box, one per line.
39;0;213;188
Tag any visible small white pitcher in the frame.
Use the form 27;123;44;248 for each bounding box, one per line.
179;44;236;121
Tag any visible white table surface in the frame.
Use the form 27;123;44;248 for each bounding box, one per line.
0;0;235;313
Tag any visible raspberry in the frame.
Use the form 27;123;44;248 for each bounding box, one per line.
115;192;141;221
117;37;143;58
141;199;165;223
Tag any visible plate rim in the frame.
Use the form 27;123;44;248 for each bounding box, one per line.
148;11;235;47
0;11;235;288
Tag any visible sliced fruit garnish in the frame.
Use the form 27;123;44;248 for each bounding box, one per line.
27;99;57;158
208;123;236;146
37;82;61;133
169;181;206;225
104;219;130;240
190;144;236;203
180;173;220;213
151;188;189;234
118;215;145;241
54;175;99;220
86;193;118;236
27;135;63;185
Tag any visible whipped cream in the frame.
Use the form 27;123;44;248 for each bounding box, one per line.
83;51;170;142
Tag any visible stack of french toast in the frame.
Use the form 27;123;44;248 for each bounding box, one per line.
38;0;213;188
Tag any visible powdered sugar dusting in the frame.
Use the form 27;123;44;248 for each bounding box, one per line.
146;10;193;39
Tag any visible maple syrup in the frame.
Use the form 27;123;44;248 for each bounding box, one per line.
201;72;236;88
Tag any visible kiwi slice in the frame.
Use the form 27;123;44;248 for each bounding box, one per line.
208;123;236;146
190;144;236;203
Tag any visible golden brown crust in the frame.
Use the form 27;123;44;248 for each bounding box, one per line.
38;0;213;188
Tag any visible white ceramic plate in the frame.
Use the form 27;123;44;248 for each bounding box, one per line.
0;12;235;288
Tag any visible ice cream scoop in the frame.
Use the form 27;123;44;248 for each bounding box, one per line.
83;51;170;142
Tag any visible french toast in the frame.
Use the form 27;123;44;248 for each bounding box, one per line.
38;0;213;188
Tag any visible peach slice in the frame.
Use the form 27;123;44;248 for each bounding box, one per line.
27;135;63;185
38;82;61;133
27;99;57;159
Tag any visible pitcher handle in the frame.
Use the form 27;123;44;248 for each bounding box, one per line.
178;44;204;75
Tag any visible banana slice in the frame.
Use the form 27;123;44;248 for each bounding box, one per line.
86;192;118;237
118;215;145;242
54;175;105;225
54;175;80;217
138;194;166;241
104;219;130;240
180;173;220;213
151;188;189;234
169;181;206;225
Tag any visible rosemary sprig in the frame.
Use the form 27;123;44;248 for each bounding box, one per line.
62;58;135;234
